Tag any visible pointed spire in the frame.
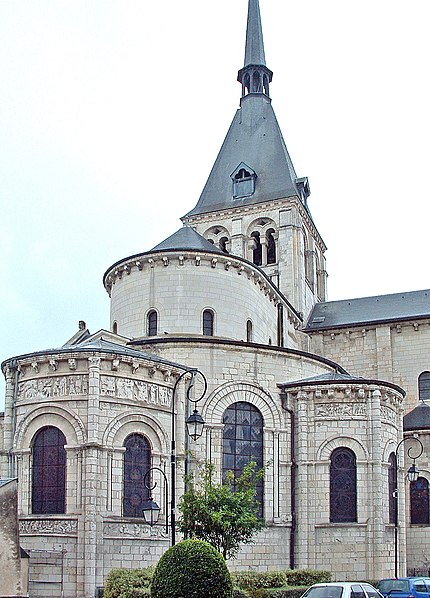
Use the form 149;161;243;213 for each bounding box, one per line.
238;0;273;99
244;0;266;67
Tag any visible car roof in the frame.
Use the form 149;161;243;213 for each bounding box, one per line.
311;583;374;587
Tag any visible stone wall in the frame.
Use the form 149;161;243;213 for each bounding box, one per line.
307;319;430;413
106;248;301;348
0;479;28;597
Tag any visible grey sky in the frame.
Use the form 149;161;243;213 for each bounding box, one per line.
1;1;429;407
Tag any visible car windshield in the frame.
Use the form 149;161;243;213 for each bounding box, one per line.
304;587;344;598
378;581;410;594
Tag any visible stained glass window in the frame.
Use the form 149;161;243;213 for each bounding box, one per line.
222;401;264;512
388;452;397;524
32;426;66;515
410;476;429;525
330;447;357;523
123;434;151;517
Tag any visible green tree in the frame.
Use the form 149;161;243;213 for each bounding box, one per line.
178;460;265;559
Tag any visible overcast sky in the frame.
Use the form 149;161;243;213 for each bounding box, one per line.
1;0;429;406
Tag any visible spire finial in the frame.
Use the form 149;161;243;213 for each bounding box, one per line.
244;0;266;67
238;0;273;99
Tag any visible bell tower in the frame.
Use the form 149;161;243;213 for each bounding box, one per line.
184;0;327;319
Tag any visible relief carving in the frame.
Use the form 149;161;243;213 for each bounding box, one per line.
315;402;367;419
18;375;88;401
20;519;78;535
381;405;397;424
101;376;172;407
104;521;167;540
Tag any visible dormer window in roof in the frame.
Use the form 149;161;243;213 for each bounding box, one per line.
231;163;257;199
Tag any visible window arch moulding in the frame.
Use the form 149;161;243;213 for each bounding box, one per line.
202;381;282;431
14;404;86;450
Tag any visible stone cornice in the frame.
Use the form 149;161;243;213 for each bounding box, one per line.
103;249;302;327
1;350;185;384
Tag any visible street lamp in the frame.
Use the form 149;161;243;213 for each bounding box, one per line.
143;368;207;546
142;466;169;532
393;436;424;577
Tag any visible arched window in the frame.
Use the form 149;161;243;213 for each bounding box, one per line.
410;477;430;525
222;402;264;513
251;232;262;266
147;310;157;337
418;372;430;402
123;434;151;517
202;309;214;336
32;426;66;515
266;229;276;264
252;70;262;93
246;320;253;342
219;237;229;253
112;321;118;335
388;452;396;524
330;447;357;523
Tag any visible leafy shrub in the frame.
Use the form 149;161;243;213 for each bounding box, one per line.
233;571;288;591
104;568;153;598
150;539;233;598
285;570;331;587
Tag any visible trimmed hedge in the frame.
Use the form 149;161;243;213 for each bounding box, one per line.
103;566;330;598
104;568;153;598
285;570;331;587
232;571;288;591
150;539;233;598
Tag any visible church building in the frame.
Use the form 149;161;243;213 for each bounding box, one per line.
1;1;430;596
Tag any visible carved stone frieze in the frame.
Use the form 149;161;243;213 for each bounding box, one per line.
381;405;397;424
19;518;78;535
315;402;367;419
18;375;89;401
104;521;168;540
100;375;172;407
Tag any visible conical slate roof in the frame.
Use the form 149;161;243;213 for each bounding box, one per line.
150;225;223;253
404;401;430;431
185;100;300;217
185;0;303;218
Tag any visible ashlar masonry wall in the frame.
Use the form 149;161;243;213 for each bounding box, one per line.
307;318;430;412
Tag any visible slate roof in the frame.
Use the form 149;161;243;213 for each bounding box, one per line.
184;100;301;218
150;226;223;254
1;337;187;372
0;479;16;488
403;401;430;431
184;0;304;219
305;289;430;331
244;0;266;66
279;371;405;395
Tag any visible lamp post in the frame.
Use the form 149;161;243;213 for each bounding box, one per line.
142;368;207;546
393;436;423;577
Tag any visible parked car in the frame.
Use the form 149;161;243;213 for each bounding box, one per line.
377;578;430;598
301;582;383;598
